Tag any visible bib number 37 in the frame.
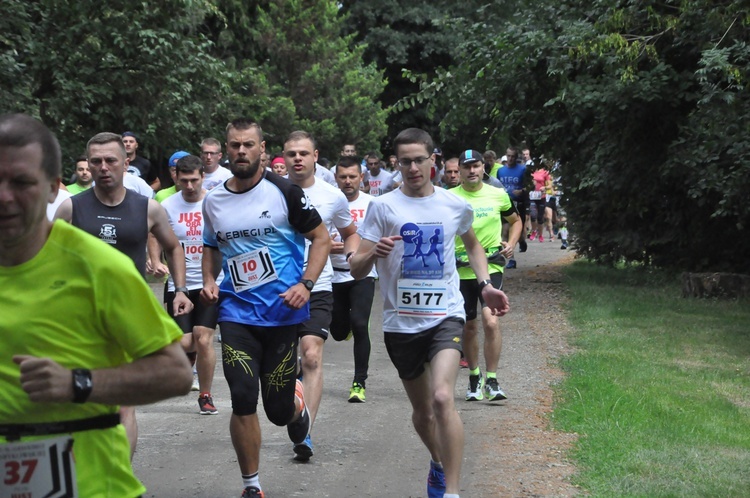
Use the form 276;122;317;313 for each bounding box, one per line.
1;435;78;497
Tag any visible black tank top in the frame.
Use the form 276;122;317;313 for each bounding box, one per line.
71;189;149;275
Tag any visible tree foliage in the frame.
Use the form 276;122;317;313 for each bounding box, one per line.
409;0;750;272
1;0;231;170
1;0;387;172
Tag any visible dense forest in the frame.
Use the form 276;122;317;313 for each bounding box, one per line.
2;1;748;271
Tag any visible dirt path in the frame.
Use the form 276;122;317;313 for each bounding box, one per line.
133;241;580;497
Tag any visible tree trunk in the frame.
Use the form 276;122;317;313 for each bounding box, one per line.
681;272;750;299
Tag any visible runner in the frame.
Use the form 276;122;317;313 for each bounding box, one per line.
452;149;522;402
350;128;510;498
285;130;360;461
161;154;221;415
0;113;192;497
330;156;376;402
201;118;331;497
54;131;192;458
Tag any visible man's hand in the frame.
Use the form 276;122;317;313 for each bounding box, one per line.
172;292;194;316
373;235;402;258
13;355;74;403
151;261;170;279
500;241;514;259
330;233;345;254
200;283;220;305
481;287;510;317
279;283;311;309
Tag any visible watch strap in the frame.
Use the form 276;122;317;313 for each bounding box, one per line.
72;368;93;403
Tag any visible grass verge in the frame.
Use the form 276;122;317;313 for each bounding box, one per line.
553;261;750;497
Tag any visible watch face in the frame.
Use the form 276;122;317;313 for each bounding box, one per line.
302;279;314;291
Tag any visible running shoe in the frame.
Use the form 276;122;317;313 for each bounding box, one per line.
529;232;536;241
561;242;568;250
287;379;310;445
484;377;508;401
466;373;484;401
427;461;446;498
519;239;528;253
190;372;200;392
459;357;469;369
505;259;517;269
293;434;314;462
198;393;218;415
348;382;366;403
539;235;544;242
240;486;265;497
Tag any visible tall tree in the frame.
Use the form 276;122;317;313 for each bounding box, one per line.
340;0;464;151
408;0;750;272
1;0;231;173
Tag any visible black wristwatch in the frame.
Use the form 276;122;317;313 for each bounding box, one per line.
300;279;315;291
478;279;492;291
175;286;189;293
72;368;93;403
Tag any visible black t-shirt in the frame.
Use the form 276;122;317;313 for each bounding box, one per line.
127;155;158;184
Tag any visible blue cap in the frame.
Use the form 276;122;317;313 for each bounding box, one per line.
122;131;138;140
168;151;190;168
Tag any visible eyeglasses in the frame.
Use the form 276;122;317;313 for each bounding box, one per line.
397;156;431;168
201;151;220;156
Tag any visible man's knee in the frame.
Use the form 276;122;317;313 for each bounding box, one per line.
300;339;323;371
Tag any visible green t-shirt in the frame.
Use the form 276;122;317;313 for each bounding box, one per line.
0;221;183;497
155;185;177;203
488;161;502;180
451;184;512;279
66;183;90;195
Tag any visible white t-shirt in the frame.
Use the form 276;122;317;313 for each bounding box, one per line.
122;174;155;198
358;188;473;333
314;163;337;187
162;193;221;291
331;192;377;284
47;189;72;221
302;178;354;292
367;170;395;197
203;166;233;191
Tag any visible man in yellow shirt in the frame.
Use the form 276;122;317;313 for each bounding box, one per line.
0;113;192;497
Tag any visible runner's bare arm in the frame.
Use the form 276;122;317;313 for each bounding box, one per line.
279;222;331;309
501;212;523;259
146;233;169;277
350;235;402;279
201;245;222;304
13;341;192;405
462;227;510;316
336;222;361;255
148;200;192;315
53;197;72;222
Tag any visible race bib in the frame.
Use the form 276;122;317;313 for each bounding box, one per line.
396;279;449;317
1;435;78;497
227;247;278;292
529;190;542;200
181;240;203;264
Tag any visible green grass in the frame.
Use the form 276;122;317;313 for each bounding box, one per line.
553;261;750;497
